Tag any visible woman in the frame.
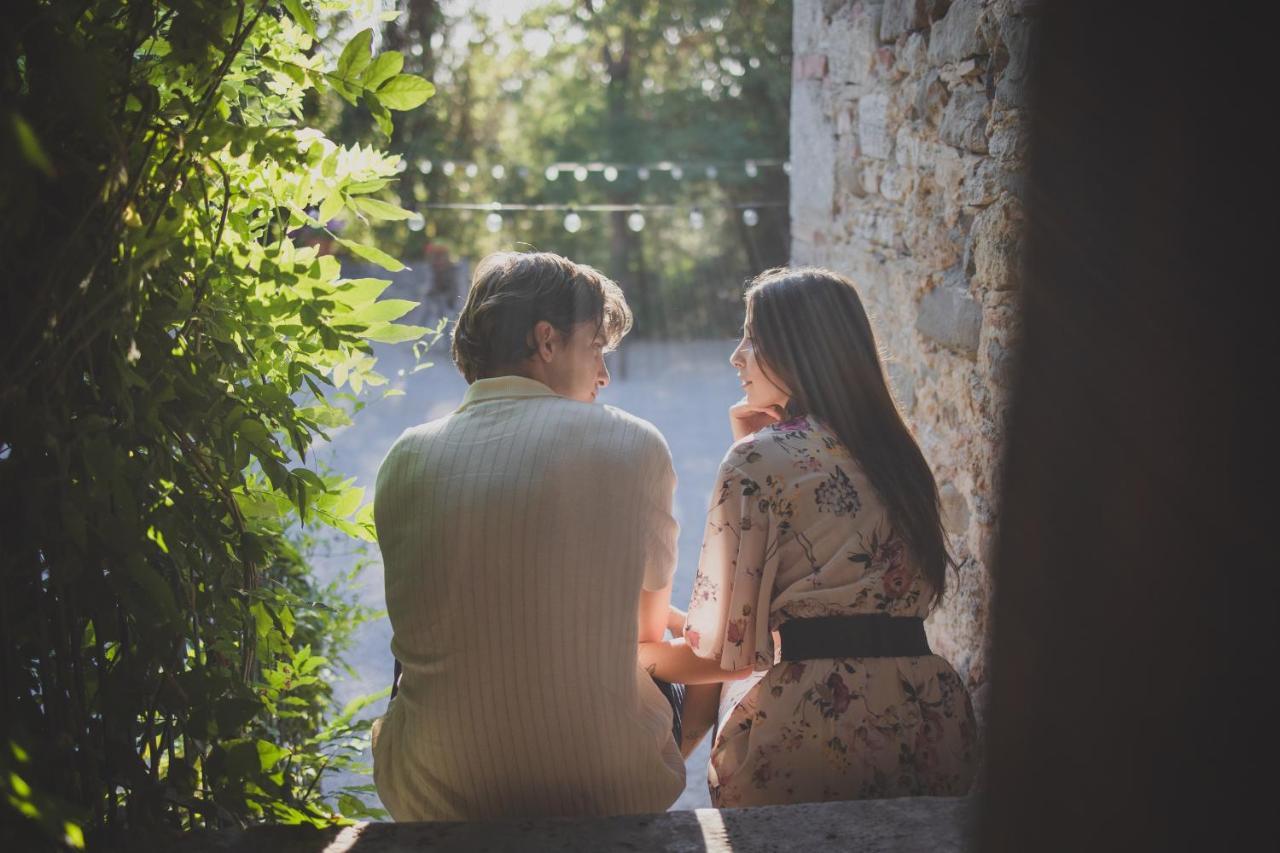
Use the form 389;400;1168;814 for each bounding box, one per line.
640;267;978;806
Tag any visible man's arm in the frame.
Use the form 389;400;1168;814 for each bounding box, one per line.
638;583;672;644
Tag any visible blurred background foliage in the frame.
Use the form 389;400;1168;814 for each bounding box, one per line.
321;0;793;339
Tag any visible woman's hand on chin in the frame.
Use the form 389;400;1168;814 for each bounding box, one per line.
729;396;786;441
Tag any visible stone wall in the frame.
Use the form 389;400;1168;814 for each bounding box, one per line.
789;0;1036;718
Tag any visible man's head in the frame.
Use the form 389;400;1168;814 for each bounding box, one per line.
451;252;633;402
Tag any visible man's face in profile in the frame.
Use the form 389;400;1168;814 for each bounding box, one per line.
544;320;611;403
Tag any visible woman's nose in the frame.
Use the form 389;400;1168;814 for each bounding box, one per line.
598;360;611;388
730;342;745;368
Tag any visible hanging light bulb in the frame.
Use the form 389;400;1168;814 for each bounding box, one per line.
394;159;408;173
627;211;645;232
782;161;792;175
689;208;705;229
742;208;759;227
442;161;456;176
705;165;718;180
544;165;560;181
491;164;506;180
485;212;503;232
744;160;758;178
465;163;479;178
408;212;425;231
417;158;433;174
603;165;619;182
564;211;582;233
637;167;651;181
573;165;589;181
670;165;684;181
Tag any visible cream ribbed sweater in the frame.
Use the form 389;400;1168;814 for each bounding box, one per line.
370;375;685;820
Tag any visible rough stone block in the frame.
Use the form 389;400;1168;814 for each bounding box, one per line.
793;53;829;80
914;69;949;126
968;197;1023;290
901;31;929;76
987;106;1028;163
880;164;911;201
857;92;893;159
962;157;1022;207
939;482;971;533
995;14;1034;107
939;87;990;153
927;0;986;65
880;0;930;42
917;272;982;357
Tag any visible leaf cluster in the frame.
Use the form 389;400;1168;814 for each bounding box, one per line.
0;0;435;845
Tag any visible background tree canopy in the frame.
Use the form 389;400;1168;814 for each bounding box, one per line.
332;0;792;339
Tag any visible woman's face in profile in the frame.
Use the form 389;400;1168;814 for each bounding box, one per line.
730;323;790;411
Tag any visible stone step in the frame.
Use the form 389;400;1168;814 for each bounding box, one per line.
170;796;971;852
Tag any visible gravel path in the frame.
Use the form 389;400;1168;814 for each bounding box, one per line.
310;324;744;812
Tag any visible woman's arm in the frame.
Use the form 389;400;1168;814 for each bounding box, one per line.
638;637;756;685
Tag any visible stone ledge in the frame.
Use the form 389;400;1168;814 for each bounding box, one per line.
171;796;972;852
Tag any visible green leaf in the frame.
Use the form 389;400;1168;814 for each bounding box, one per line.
361;323;428;344
12;114;55;177
281;0;317;39
317;189;344;224
336;29;374;87
335;277;393;307
341;299;416;324
375;75;435;110
352;197;414;221
337;238;405;272
361;51;404;90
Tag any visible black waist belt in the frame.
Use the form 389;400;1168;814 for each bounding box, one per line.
778;615;932;661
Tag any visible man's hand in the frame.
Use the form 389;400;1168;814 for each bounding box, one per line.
667;605;687;639
729;396;786;442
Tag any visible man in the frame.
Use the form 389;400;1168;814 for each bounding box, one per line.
370;251;686;820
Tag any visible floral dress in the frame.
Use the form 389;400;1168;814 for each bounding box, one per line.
684;415;977;807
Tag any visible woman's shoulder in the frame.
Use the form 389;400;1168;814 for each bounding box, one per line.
719;415;848;475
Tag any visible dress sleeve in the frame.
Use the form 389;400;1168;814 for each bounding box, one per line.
683;459;776;671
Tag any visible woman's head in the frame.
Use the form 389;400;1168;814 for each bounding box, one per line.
738;266;953;604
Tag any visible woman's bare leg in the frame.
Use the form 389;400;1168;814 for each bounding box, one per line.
680;682;721;759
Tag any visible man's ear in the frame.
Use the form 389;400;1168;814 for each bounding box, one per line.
532;320;557;363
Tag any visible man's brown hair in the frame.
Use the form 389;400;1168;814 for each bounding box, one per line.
450;251;633;383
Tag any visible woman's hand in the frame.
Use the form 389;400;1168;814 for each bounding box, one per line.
729;396;786;441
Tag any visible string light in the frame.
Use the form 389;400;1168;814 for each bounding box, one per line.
485;212;503;232
394;159;407;173
442;161;456;176
417;158;433;174
408;212;425;231
782;161;792;175
465;163;479;178
705;165;718;180
742;208;759;227
573;165;589;181
744;160;758;178
689;208;705;229
637;167;651;181
491;164;506;180
545;166;559;180
563;211;582;232
627;211;646;232
603;166;619;182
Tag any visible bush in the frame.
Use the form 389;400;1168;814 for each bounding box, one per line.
0;0;437;846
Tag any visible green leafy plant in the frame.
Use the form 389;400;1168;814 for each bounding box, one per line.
1;0;437;846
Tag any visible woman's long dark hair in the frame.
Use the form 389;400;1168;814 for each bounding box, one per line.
745;267;953;605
